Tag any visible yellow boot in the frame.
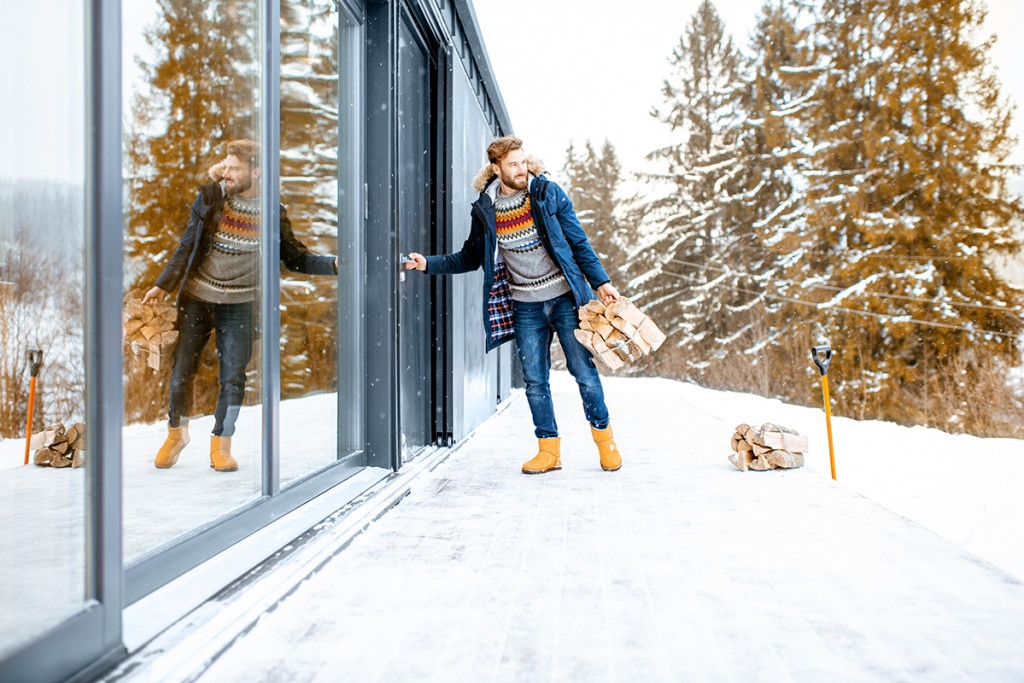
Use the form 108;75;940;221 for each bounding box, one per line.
591;425;622;471
155;425;189;469
210;436;238;472
522;437;561;474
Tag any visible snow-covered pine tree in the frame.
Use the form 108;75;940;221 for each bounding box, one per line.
124;0;259;424
561;140;632;287
739;0;819;394
279;0;340;400
791;0;1023;428
634;0;761;381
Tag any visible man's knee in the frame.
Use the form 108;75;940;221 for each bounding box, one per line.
524;380;551;395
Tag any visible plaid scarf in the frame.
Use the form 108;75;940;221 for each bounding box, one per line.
488;262;514;344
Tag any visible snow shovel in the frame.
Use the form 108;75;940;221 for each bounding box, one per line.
23;349;43;466
811;344;837;480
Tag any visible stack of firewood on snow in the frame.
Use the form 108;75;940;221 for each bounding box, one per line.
729;423;807;471
574;298;667;371
32;422;86;468
123;298;179;371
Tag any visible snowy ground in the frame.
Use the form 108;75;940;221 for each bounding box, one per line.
5;371;1024;669
665;377;1024;583
188;372;1024;682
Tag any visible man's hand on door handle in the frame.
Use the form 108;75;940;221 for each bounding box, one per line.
404;252;427;271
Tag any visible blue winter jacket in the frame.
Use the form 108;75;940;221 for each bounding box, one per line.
425;172;610;351
155;181;336;304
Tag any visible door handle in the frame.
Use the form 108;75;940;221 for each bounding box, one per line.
399;253;415;282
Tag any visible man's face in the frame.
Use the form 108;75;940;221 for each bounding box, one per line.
222;154;255;196
492;148;528;192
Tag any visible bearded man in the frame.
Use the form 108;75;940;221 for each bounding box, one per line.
142;139;337;472
406;135;623;474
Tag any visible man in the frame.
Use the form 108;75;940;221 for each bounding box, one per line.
143;139;337;472
406;135;622;474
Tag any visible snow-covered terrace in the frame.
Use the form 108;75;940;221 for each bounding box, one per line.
98;372;1024;682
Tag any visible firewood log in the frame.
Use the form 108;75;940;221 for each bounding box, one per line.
50;451;72;468
67;423;86;451
574;329;597;356
593;320;615;340
768;449;804;469
598;351;625;370
729;449;754;471
759;431;809;453
609;317;638;338
124;300;145;319
580;300;607;318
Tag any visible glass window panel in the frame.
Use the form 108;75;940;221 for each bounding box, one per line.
0;1;88;658
278;0;350;485
121;0;264;562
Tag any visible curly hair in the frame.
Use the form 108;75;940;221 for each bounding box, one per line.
485;135;523;164
225;139;259;167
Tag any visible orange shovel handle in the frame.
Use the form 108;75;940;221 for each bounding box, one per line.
23;376;37;466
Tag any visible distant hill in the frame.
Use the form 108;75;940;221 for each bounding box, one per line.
0;179;85;273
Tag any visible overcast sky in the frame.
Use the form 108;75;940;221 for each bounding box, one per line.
0;1;85;183
1;0;1019;187
473;0;1024;182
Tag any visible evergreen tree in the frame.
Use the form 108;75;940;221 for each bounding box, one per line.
784;0;1024;426
561;139;632;286
736;0;818;392
635;0;756;379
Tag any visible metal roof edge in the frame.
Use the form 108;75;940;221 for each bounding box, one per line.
451;0;514;136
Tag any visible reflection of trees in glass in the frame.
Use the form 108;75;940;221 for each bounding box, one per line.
124;0;259;424
0;182;84;436
280;0;339;400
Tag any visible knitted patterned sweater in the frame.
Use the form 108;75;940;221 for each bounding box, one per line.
493;189;570;302
182;194;260;304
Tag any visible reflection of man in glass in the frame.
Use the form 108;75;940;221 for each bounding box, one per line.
143;139;337;472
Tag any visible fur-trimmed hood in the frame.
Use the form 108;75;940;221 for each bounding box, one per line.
472;156;545;194
208;162;226;182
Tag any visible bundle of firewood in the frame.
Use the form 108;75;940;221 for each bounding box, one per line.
123;298;178;371
574;298;667;371
32;422;86;468
729;422;807;471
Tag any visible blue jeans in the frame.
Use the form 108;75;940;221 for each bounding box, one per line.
168;295;254;437
512;293;610;438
